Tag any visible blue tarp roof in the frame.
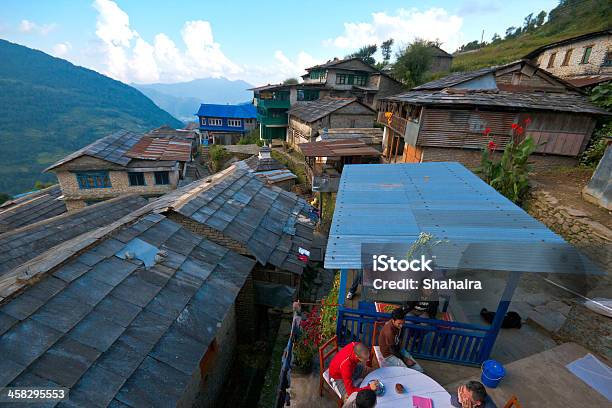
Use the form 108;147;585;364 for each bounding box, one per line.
196;103;256;119
324;162;600;274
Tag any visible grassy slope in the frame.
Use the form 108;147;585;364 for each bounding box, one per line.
0;40;182;195
453;0;612;72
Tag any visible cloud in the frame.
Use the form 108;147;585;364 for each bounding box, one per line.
19;19;57;35
52;42;72;57
91;0;242;83
324;8;464;53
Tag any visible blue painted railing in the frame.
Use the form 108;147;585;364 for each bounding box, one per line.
336;307;491;366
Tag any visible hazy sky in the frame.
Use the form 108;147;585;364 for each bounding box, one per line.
0;0;558;85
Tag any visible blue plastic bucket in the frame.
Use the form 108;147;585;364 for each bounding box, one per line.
481;359;505;388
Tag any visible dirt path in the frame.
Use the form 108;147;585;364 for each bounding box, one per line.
531;167;611;229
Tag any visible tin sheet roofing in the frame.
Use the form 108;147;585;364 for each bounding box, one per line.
196;103;256;119
0;185;66;234
126;137;192;162
299;139;381;158
324;162;593;272
0;195;147;279
162;165;317;274
0;213;255;406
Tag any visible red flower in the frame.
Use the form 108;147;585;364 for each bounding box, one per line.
487;141;497;152
483;127;491;136
517;126;524;135
524;117;531;125
511;123;518;129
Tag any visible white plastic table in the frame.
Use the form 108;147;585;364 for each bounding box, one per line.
359;366;453;407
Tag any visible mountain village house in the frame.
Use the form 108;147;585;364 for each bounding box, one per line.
377;59;610;169
525;29;612;88
287;97;376;147
196;103;257;145
45;130;193;210
251;58;404;141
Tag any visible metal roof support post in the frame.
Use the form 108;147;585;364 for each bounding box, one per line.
478;271;520;362
336;269;348;341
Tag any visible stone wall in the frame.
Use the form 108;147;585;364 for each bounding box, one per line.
420;146;578;171
235;273;257;340
180;304;238;408
56;169;177;209
533;33;612;78
524;188;612;268
557;302;612;364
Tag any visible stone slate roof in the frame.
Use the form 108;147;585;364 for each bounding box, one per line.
0;185;66;233
45;130;142;171
159;165;317;274
0;195;147;279
0;212;255;407
412;66;495;90
244;151;286;173
383;89;611;115
288;97;368;123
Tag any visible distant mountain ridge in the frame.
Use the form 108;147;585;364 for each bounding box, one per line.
134;78;254;122
0;39;182;195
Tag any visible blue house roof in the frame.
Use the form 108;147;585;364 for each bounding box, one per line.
324;162;599;274
196;103;256;119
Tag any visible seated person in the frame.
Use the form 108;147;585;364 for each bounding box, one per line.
342;389;377;408
405;285;439;319
329;342;379;400
451;381;497;408
378;307;423;372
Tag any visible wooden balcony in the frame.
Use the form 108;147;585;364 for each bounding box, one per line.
377;111;408;136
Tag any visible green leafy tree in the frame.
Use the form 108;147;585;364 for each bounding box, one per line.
505;26;517;38
283;77;299;85
393;39;435;88
535;10;547;27
491;33;501;43
381;39;394;63
347;44;378;65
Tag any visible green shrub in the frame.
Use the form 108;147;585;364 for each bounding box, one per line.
580;123;610;168
209;145;228;172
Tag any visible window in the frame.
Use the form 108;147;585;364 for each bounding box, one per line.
354;75;367;86
154;171;170;185
580;46;593;64
547;52;556;68
297;89;319;101
128;172;146;186
336;74;347;84
604;51;612;67
76;171;111;189
227;119;242;127
200;117;206;125
208;118;222;126
561;49;573;66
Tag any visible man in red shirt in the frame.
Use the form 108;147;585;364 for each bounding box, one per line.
329;342;379;400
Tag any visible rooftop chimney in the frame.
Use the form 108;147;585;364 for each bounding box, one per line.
259;146;272;160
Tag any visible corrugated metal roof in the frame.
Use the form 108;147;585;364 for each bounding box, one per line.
126;137;191;162
0;213;255;406
324;162;593;272
196;103;256;119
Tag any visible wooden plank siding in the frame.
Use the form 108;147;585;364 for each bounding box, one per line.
417;108;595;156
